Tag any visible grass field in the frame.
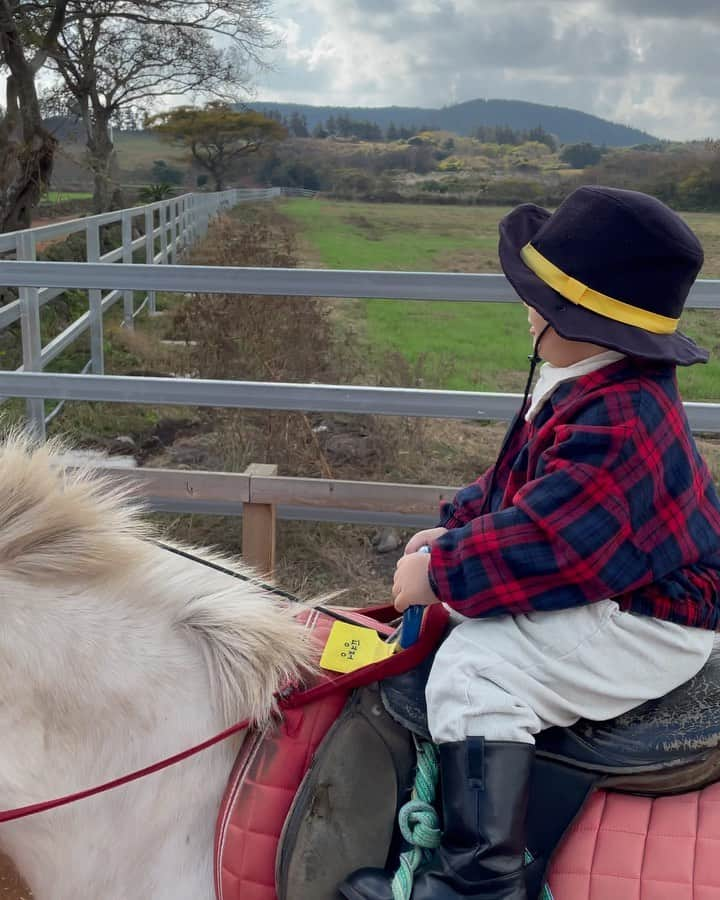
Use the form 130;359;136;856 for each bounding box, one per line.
113;132;186;172
42;191;92;202
279;199;720;401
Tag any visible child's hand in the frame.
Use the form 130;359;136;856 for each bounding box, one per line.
404;527;448;555
392;551;439;612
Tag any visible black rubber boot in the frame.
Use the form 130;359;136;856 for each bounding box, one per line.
338;739;533;900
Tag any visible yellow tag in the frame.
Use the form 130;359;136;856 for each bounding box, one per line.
319;621;397;673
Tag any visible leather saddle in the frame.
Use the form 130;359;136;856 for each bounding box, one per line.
381;642;720;794
379;642;720;898
274;627;720;900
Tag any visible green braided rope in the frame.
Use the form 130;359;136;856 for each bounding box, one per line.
391;738;442;900
389;738;555;900
523;850;555;900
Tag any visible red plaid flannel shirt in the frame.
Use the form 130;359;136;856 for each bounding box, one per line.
430;359;720;628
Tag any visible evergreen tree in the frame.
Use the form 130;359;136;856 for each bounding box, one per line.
560;142;605;168
289;111;309;137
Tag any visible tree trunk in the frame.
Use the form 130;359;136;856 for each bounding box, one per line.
0;118;56;231
0;40;57;232
87;113;121;213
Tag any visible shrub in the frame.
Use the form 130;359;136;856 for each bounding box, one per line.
151;160;184;184
138;183;175;202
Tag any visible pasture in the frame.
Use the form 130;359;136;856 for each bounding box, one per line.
279;199;720;400
41;191;92;203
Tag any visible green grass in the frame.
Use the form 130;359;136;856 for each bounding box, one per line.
279;198;720;401
42;191;92;202
113;132;187;175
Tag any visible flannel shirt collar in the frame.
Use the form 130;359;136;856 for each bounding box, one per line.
533;357;671;426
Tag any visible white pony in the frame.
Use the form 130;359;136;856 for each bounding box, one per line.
0;435;314;900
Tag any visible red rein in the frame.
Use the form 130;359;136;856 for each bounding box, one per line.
0;602;447;823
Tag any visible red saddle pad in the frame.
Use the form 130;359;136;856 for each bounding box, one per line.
213;603;448;900
547;782;720;899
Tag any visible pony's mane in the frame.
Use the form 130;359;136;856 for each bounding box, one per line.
0;432;150;583
0;433;315;724
172;560;316;723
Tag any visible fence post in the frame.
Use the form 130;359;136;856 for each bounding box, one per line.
178;196;186;254
242;463;278;575
160;201;169;264
186;195;194;244
169;198;177;264
16;230;45;439
144;206;156;315
121;210;134;328
86;221;104;374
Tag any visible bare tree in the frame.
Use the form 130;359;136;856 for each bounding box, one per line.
0;0;68;231
46;0;276;212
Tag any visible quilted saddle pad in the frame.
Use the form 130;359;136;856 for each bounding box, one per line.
547;782;720;899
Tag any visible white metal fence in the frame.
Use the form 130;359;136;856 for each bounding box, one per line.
3;261;719;432
0;191;718;532
5;187;283;428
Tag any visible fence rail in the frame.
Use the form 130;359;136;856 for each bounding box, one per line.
4;370;720;433
94;466;451;566
3;260;719;306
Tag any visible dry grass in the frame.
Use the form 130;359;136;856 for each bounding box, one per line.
133;205;456;602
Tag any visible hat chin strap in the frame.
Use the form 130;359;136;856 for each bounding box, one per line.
479;322;553;515
525;321;552;396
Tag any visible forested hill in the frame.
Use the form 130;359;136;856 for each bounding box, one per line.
248;98;657;147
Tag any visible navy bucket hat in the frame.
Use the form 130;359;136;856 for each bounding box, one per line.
498;185;708;366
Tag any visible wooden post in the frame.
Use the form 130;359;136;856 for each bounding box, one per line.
242;463;278;575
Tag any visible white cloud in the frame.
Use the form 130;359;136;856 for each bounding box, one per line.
257;0;720;139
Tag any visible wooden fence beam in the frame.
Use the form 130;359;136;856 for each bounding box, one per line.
248;475;455;515
84;466;251;507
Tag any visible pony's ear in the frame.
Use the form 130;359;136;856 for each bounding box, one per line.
178;588;315;725
0;434;151;584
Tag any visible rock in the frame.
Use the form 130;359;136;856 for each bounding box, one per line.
323;432;377;465
375;527;402;554
152;417;203;446
110;435;136;455
166;434;222;469
139;435;162;454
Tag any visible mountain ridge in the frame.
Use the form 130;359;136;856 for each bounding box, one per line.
247;98;658;147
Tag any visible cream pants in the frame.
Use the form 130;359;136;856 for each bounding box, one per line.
426;600;715;745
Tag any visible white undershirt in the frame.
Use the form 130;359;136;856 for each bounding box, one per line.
525;350;625;423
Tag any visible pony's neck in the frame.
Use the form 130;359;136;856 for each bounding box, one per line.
2;607;240;900
19;746;235;900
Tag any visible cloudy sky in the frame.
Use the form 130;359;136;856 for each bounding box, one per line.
255;0;720;141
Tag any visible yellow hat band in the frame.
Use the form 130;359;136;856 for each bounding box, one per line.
520;243;679;335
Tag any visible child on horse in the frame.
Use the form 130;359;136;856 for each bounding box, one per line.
340;186;720;900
